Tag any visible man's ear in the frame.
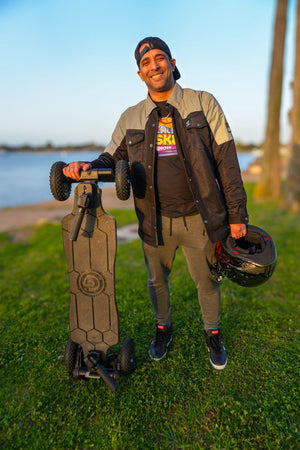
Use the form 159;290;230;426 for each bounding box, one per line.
137;70;145;82
170;58;176;72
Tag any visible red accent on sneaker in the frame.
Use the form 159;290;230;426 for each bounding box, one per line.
211;329;219;335
157;325;165;330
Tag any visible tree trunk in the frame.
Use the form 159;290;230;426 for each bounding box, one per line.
254;0;288;199
286;0;300;210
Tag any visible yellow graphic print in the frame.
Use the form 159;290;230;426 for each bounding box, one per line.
156;117;177;156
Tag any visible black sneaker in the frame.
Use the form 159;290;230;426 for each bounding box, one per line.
149;324;173;361
204;328;227;370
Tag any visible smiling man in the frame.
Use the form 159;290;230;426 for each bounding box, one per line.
63;37;248;370
137;42;176;99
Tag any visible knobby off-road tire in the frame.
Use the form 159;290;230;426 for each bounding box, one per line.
119;338;135;374
65;339;80;373
115;160;130;201
50;161;72;201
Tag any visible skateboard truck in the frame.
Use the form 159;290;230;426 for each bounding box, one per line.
81;351;119;391
69;189;92;241
49;160;134;390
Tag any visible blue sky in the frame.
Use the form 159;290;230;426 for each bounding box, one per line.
0;0;297;146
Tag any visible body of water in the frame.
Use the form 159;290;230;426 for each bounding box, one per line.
0;150;258;209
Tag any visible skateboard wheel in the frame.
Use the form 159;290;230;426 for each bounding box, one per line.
65;339;80;373
50;161;72;201
118;338;135;374
115;160;130;201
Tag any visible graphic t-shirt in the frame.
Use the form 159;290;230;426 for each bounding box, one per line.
156;116;177;157
154;105;198;217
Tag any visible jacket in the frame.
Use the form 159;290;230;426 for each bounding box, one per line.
91;83;248;246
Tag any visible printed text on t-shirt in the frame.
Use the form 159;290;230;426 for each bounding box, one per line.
156;117;177;157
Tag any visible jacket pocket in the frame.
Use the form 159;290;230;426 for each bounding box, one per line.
184;112;208;131
126;130;145;162
126;130;146;198
184;112;214;166
184;112;211;149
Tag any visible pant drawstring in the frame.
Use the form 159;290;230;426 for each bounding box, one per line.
183;216;188;231
169;216;188;236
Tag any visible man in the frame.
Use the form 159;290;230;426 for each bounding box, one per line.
63;37;248;370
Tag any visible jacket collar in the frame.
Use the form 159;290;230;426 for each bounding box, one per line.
145;82;183;117
145;94;157;118
166;83;184;110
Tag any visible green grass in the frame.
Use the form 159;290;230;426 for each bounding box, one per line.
105;208;137;228
0;186;299;449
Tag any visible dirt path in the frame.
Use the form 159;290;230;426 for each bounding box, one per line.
0;187;135;233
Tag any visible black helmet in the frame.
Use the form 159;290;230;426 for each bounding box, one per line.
211;225;277;287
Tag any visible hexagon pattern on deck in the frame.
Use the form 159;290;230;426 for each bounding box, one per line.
62;183;119;357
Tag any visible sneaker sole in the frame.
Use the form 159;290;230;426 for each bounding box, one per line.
206;345;228;370
149;336;172;361
209;356;227;370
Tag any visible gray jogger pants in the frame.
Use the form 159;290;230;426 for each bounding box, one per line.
142;214;220;330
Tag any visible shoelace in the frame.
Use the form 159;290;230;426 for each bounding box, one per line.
155;329;169;344
208;334;222;352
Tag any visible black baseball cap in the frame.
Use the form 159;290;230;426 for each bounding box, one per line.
135;37;181;81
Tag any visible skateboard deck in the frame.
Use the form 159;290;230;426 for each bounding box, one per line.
62;182;119;359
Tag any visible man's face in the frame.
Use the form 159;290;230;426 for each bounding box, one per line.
137;44;176;98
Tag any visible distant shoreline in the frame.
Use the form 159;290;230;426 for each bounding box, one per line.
0;142;263;154
0;145;105;154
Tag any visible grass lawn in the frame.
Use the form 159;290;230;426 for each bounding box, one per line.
0;184;299;449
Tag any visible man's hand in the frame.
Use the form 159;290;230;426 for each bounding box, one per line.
230;223;247;240
62;162;92;181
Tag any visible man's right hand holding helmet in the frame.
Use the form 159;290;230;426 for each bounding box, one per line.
63;162;92;181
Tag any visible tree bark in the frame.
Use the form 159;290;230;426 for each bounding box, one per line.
255;0;288;199
286;0;300;210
